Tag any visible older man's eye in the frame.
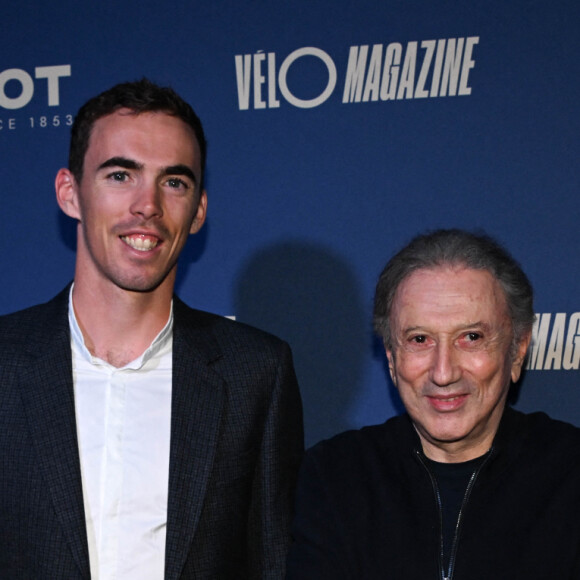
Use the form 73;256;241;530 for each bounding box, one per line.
412;335;427;344
466;332;482;341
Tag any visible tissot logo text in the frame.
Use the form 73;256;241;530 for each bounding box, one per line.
0;65;71;110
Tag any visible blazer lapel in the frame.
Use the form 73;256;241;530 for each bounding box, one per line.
165;301;226;580
17;292;226;579
19;292;90;578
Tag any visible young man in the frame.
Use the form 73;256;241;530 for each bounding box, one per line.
0;79;303;579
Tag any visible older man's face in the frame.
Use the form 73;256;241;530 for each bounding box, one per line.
386;266;530;463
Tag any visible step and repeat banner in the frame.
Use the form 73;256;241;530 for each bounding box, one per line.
1;0;578;447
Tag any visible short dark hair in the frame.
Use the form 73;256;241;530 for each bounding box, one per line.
373;229;535;351
68;78;207;187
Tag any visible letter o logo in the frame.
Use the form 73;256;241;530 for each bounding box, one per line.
0;69;34;110
278;47;337;109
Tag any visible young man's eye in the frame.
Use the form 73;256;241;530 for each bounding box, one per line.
108;171;128;182
167;177;189;189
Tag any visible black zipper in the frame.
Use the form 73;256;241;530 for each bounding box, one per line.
415;448;494;580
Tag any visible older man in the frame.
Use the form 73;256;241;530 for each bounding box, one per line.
287;229;580;580
0;79;303;579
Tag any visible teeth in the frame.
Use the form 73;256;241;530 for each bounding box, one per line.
122;236;159;251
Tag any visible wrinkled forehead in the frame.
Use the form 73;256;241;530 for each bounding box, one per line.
391;266;511;327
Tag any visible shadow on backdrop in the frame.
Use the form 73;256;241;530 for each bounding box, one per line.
58;210;77;253
234;241;367;448
372;334;406;417
175;220;209;293
176;168;212;291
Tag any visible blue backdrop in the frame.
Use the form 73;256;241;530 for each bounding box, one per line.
1;0;578;447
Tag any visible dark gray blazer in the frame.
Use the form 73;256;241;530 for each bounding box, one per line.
0;287;304;579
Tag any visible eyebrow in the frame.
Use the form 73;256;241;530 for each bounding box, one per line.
162;164;197;185
97;157;198;186
401;321;491;334
98;157;143;171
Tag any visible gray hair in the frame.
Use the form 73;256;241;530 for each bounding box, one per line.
373;229;535;351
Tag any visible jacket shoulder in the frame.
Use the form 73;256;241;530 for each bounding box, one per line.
505;407;580;450
0;288;70;352
173;296;290;357
305;414;414;473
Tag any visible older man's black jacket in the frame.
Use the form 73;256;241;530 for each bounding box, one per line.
287;407;580;580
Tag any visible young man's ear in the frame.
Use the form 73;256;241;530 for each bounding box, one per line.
189;190;208;234
55;168;81;220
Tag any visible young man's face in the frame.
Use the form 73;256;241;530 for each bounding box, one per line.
57;109;207;295
386;266;530;463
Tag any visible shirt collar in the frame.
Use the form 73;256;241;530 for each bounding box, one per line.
68;284;174;370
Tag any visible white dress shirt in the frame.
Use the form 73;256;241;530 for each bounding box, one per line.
69;289;173;580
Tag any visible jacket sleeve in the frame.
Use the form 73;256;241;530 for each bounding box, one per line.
247;341;304;579
285;446;349;580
